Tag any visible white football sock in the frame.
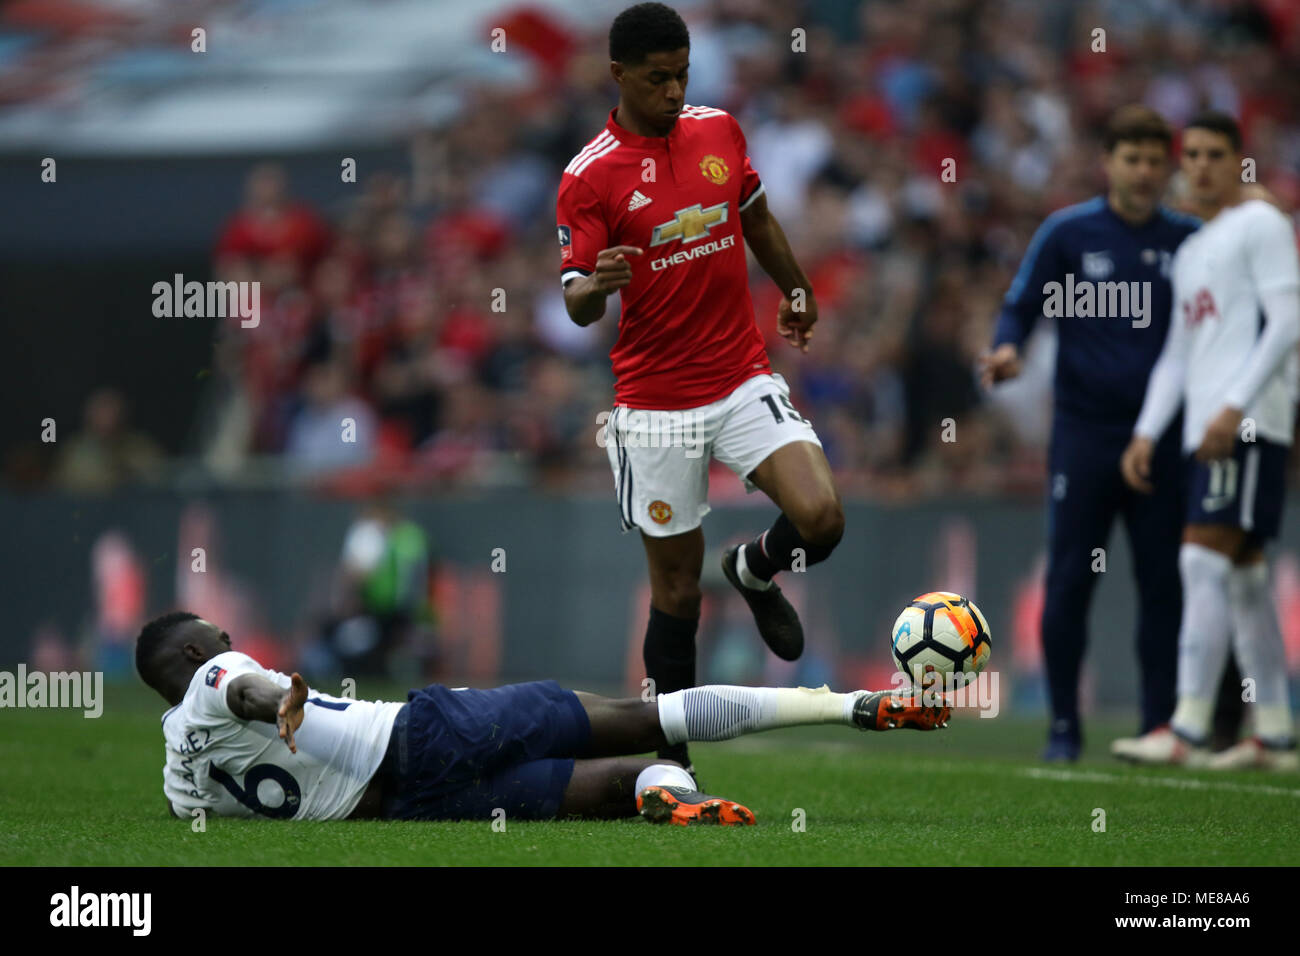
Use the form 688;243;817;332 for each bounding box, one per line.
1228;560;1295;744
736;541;774;591
1170;543;1234;743
657;685;858;744
634;763;697;794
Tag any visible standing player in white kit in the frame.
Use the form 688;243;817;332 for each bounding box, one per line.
1117;112;1300;770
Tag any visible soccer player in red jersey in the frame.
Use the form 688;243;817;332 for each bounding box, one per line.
556;3;844;777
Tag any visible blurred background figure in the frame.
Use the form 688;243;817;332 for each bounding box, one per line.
314;499;437;679
55;389;163;494
87;531;147;678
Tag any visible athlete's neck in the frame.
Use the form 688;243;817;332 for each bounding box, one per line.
615;103;671;138
1194;181;1245;222
1106;191;1155;227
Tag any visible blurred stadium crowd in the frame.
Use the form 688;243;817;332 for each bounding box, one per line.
29;0;1300;499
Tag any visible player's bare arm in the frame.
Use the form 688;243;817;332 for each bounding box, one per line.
563;245;643;327
739;191;816;352
227;672;308;752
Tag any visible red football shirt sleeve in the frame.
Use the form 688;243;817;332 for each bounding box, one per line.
728;114;764;211
556;175;608;284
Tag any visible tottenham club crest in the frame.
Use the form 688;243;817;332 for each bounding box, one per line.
699;154;730;185
1082;250;1113;280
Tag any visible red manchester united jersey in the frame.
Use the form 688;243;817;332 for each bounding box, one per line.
557;105;770;409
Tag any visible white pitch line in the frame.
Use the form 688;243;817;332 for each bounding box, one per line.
719;739;1300;796
1018;766;1300;798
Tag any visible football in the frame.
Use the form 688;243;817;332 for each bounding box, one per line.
891;592;992;688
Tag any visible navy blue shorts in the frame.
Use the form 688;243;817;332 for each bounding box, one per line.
1185;437;1289;541
377;680;591;821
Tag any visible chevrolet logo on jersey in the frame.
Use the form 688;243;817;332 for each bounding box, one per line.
649;201;729;247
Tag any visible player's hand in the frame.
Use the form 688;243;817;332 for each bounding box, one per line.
592;245;642;294
979;343;1021;387
277;673;308;753
777;291;817;352
1120;435;1156;493
1196;406;1244;462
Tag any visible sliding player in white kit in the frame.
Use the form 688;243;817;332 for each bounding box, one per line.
1117;112;1300;771
140;612;950;823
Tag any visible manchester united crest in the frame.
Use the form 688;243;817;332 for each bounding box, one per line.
699;154;730;185
648;500;674;524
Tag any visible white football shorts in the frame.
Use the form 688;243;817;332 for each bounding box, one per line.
602;372;823;537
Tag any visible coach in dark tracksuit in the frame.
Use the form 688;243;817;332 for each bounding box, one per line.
982;107;1198;761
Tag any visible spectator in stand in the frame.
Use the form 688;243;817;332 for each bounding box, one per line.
55;388;164;494
215;163;332;286
284;358;377;475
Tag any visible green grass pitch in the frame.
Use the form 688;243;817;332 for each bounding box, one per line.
3;682;1297;866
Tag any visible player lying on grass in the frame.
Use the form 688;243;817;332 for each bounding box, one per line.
137;612;950;825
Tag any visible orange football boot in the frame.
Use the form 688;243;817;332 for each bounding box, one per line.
637;785;756;826
852;689;951;730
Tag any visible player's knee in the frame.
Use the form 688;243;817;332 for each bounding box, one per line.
653;577;702;618
792;497;844;550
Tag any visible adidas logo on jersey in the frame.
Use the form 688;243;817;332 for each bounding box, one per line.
628;190;652;211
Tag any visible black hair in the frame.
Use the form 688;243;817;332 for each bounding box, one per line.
135;610;199;687
1184;110;1243;151
610;3;689;66
1103;104;1172;152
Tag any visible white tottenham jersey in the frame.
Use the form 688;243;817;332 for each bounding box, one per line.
161;651;403;820
1167;199;1300;450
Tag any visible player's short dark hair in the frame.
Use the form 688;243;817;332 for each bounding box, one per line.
610;2;689;65
135;611;199;686
1104;104;1172;152
1184;110;1243;151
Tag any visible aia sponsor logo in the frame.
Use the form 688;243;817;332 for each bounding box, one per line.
1183;288;1219;327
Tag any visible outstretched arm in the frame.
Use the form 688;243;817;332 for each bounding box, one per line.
226;672;308;752
740;191;817;352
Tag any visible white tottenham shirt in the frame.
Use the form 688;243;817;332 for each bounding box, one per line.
162;651;403;820
1136;199;1300;451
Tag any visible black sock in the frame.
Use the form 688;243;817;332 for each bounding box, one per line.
743;513;836;581
644;606;697;764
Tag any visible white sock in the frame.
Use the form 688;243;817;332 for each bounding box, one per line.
736;541;774;591
1170;543;1234;743
657;685;859;744
634;763;697;794
1228;560;1295;744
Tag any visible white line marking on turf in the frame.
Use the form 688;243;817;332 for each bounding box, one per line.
1019;766;1300;798
721;739;1300;796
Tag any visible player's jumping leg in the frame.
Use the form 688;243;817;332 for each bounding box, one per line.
640;528;704;775
726;440;844;661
